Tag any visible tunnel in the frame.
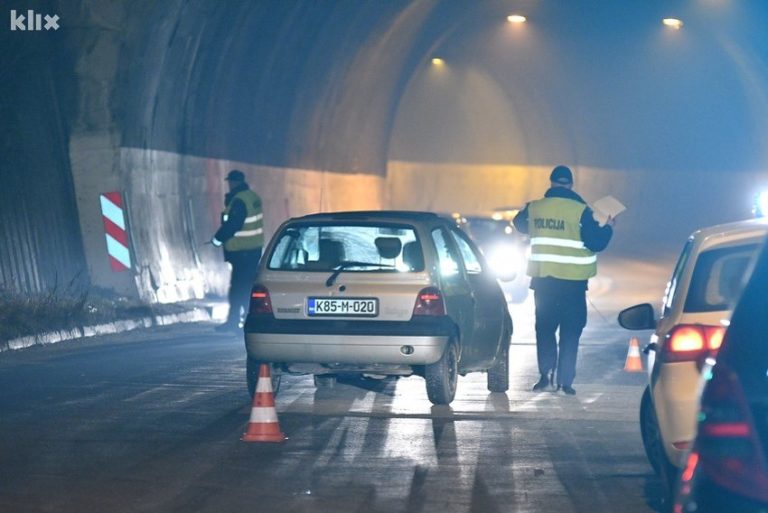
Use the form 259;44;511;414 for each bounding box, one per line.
2;0;768;303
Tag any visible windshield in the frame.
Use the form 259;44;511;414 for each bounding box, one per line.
268;223;424;272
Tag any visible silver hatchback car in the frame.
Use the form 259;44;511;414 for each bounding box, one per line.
244;211;513;405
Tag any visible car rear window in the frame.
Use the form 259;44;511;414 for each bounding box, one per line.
267;223;425;272
684;243;761;313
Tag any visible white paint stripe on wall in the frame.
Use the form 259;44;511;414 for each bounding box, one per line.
105;233;131;268
99;195;126;230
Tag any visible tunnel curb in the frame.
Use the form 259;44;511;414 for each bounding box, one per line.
0;307;214;353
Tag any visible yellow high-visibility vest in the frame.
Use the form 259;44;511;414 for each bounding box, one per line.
526;197;597;280
222;189;264;252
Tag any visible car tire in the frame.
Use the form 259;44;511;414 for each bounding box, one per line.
487;335;510;393
247;357;281;398
640;386;665;474
313;374;337;389
640;387;679;501
425;340;459;405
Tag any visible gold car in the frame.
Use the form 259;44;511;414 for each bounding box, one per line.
244;211;513;405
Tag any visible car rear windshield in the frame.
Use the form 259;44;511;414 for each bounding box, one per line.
267;223;425;272
684;243;761;313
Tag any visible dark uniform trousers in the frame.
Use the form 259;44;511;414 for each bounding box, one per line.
533;278;587;387
226;248;262;325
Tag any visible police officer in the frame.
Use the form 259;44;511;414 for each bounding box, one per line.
513;165;614;395
211;170;264;332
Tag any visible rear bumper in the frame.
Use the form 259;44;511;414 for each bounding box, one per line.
244;316;453;366
653;362;701;466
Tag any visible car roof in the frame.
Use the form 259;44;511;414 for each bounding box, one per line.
291;210;448;224
691;217;768;249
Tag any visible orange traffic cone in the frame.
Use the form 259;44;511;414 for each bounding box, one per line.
624;337;644;372
241;364;286;443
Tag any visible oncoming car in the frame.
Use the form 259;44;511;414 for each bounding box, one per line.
448;208;529;302
244;211;513;405
619;218;768;490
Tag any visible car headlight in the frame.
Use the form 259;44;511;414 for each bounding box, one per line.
486;244;524;280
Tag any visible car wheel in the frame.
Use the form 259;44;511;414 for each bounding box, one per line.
487;336;510;393
640;386;666;474
640;385;679;499
247;357;281;398
313;374;337;388
425;340;459;405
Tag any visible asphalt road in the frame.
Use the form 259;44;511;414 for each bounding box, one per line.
0;257;672;513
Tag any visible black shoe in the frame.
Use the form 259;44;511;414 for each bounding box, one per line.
532;374;550;391
559;385;576;395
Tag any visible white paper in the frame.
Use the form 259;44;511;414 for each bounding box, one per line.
592;195;626;226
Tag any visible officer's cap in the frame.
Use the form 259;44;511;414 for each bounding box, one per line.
225;169;245;182
550;165;573;185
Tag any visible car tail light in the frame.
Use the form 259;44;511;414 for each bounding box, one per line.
413;287;446;316
249;285;273;315
664;324;726;362
696;362;768;502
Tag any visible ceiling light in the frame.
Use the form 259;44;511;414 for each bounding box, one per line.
663;18;683;29
507;14;526;24
431;58;445;66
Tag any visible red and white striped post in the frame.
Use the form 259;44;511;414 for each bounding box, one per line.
99;192;132;272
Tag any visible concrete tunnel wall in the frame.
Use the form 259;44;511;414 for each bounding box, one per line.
5;0;768;301
0;5;88;296
64;0;448;303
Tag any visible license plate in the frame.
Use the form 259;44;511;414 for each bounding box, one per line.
307;297;378;317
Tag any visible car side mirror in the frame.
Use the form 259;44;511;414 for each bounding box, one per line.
618;303;657;330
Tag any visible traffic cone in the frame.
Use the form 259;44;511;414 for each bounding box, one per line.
624;337;643;372
241;364;286;443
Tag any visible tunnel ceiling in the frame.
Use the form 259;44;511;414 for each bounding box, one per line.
115;0;463;175
389;1;768;173
74;0;768;175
